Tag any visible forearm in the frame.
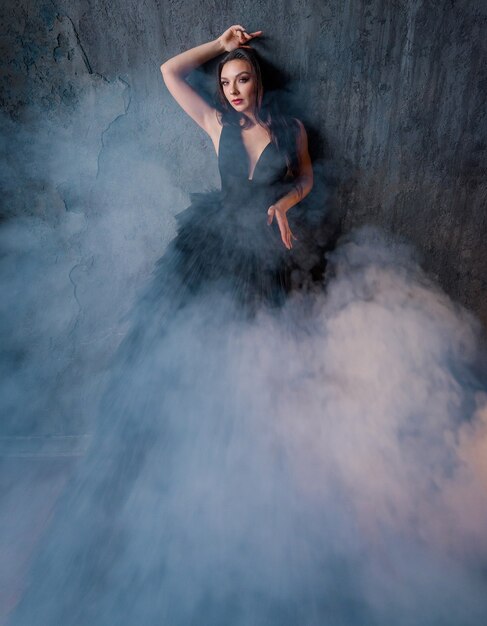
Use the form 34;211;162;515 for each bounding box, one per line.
274;175;313;213
161;38;225;78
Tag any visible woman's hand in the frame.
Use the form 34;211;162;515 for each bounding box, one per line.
267;205;298;250
218;25;263;52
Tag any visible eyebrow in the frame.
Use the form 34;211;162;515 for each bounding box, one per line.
220;71;250;80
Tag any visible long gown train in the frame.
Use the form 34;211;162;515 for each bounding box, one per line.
10;122;336;626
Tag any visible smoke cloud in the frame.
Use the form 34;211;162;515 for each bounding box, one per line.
4;207;487;625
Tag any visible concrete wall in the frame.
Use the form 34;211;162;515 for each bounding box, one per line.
1;0;486;435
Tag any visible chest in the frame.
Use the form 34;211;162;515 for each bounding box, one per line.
218;124;287;185
240;128;272;179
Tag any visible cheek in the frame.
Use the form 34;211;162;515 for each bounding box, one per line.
247;82;256;97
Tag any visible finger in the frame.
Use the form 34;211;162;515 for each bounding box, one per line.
275;214;290;248
235;27;262;41
267;207;275;225
287;228;294;249
234;26;248;37
280;227;290;250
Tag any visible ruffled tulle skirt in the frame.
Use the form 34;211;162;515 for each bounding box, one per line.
162;189;293;311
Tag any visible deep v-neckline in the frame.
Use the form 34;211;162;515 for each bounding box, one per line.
237;126;272;181
216;125;274;181
246;140;272;181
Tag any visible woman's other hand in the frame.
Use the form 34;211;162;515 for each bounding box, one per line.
218;25;263;52
267;205;298;250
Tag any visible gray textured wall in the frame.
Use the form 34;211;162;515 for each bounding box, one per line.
1;0;486;434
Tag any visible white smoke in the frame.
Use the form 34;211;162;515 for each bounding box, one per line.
9;218;487;625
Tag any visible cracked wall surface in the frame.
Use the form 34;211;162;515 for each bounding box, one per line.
0;0;486;434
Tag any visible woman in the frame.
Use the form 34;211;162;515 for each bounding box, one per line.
161;24;313;245
11;27;322;626
154;24;314;317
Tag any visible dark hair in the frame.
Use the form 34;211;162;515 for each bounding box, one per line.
216;48;302;184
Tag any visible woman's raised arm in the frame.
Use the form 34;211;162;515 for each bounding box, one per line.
160;26;262;139
160;38;224;137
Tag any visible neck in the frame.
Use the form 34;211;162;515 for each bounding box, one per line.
241;110;259;127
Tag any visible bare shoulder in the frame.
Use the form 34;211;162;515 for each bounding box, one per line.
215;110;224;128
207;110;224;155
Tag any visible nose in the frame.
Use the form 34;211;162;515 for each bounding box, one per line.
230;82;239;95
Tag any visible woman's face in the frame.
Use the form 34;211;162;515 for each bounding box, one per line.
220;59;257;115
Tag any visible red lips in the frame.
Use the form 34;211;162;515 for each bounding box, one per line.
232;99;243;104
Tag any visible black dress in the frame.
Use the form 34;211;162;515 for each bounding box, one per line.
11;123;328;626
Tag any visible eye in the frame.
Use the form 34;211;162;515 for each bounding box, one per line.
239;77;249;83
220;81;228;87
